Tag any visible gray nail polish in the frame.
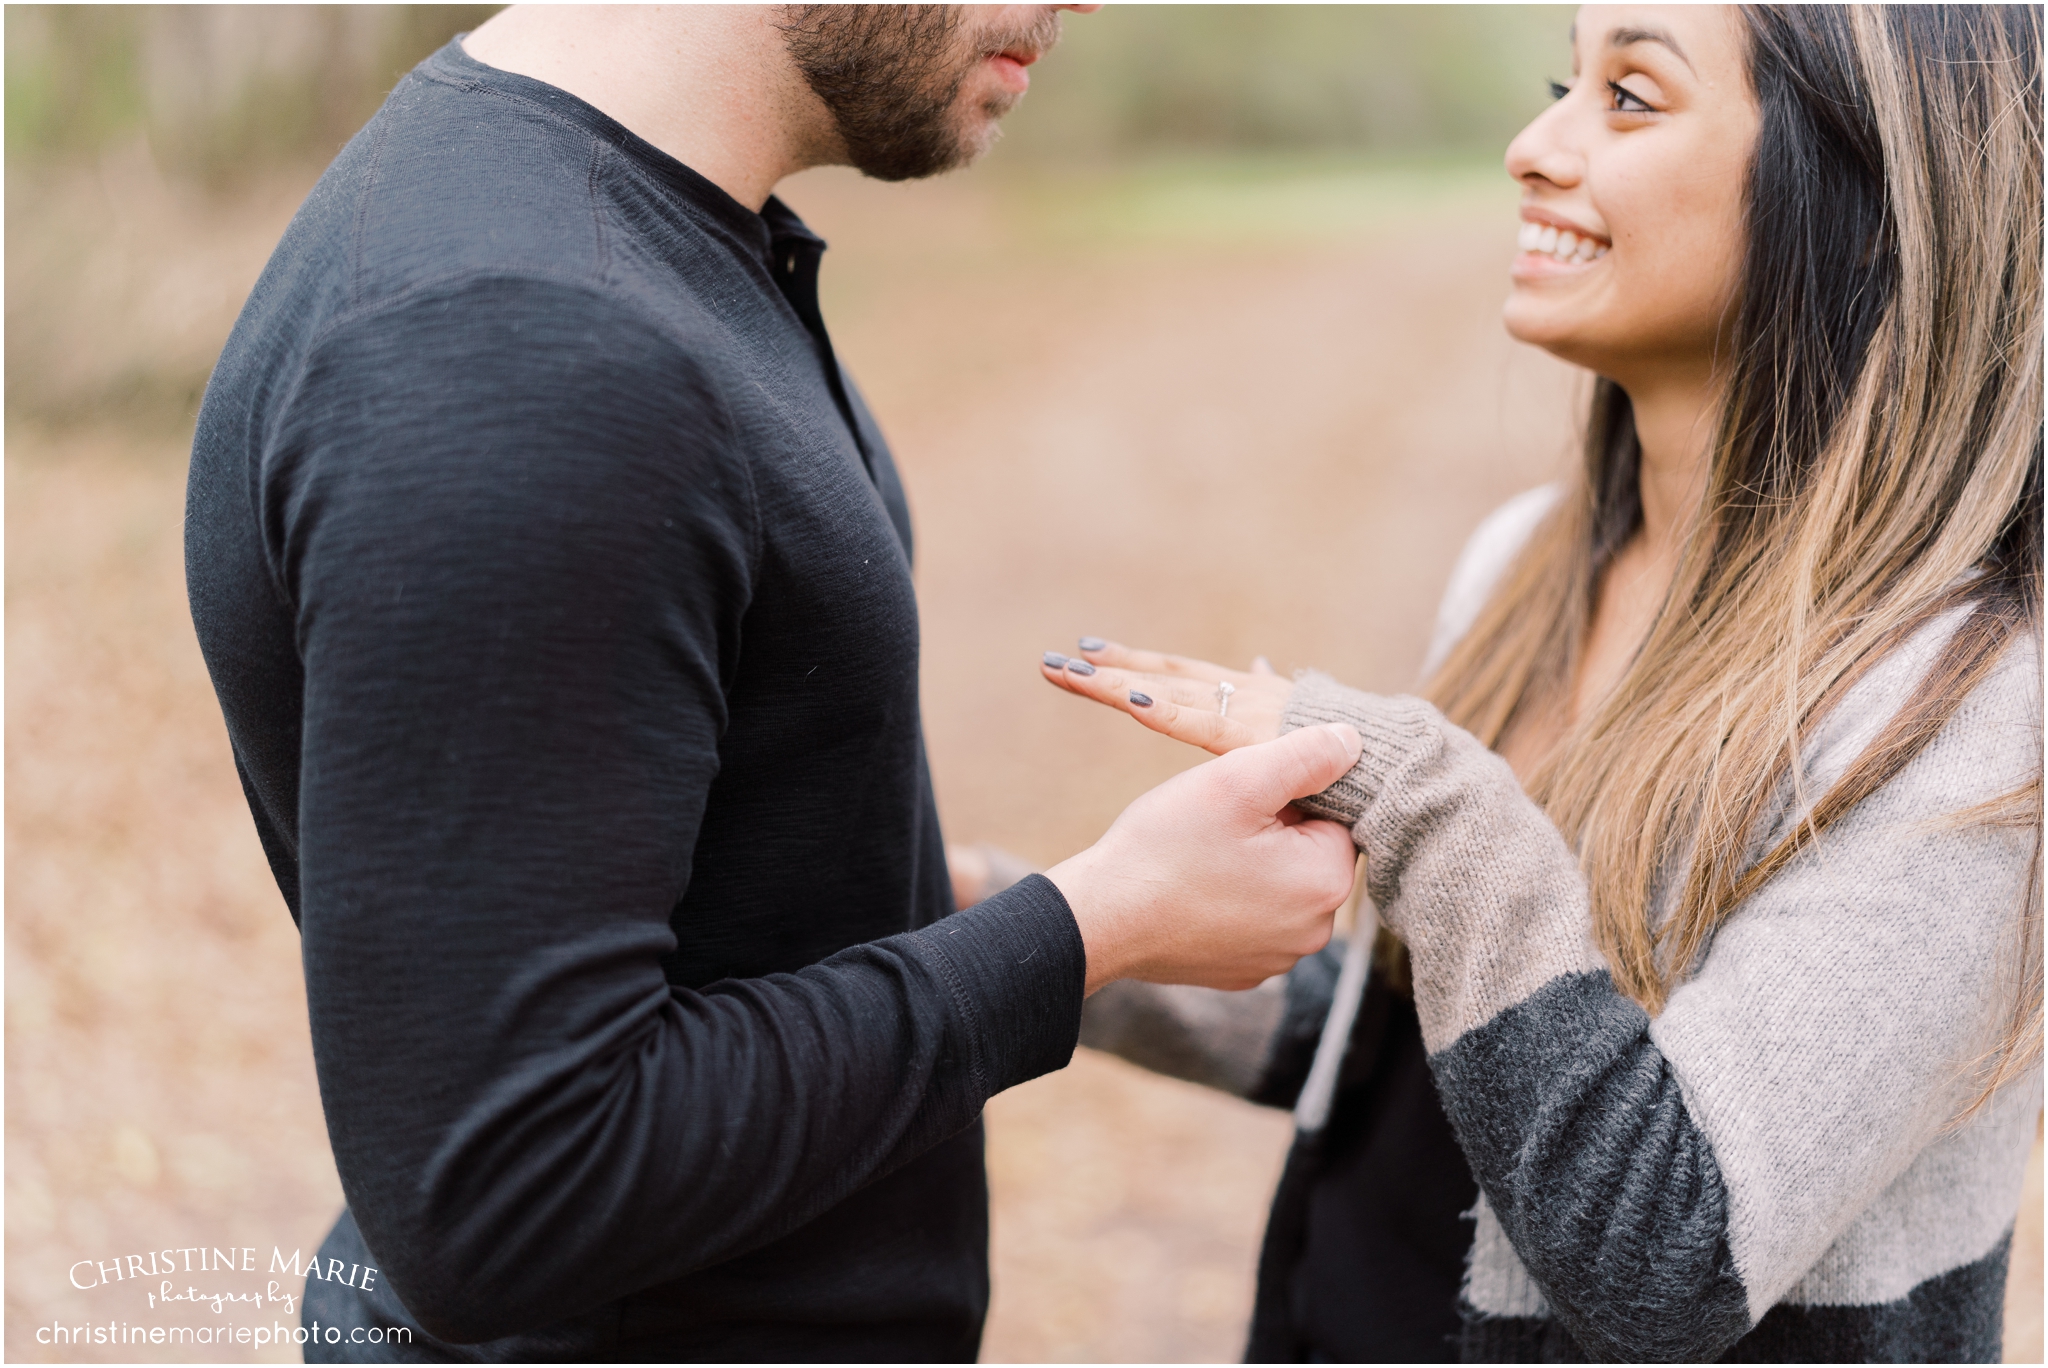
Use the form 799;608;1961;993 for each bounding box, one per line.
1128;691;1153;707
1042;652;1068;668
1066;660;1097;676
1077;636;1107;652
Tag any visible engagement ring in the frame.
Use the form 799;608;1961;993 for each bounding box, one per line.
1215;681;1235;717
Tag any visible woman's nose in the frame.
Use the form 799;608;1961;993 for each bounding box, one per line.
1505;101;1583;190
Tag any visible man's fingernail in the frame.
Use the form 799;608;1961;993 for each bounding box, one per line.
1077;636;1107;652
1128;691;1153;707
1043;652;1069;669
1066;660;1097;676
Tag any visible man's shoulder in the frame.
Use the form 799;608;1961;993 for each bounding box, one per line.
253;53;681;339
346;59;614;304
205;60;752;471
209;62;618;414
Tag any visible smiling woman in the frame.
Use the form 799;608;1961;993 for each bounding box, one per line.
1042;4;2042;1362
1503;10;1756;405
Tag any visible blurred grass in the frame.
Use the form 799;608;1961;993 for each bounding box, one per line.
1016;153;1512;248
1006;5;1573;160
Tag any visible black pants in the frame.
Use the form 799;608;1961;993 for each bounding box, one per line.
1247;983;1479;1363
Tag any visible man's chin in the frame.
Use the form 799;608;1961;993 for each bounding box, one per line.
962;113;1007;162
945;93;1018;167
841;78;1017;180
971;69;1024;120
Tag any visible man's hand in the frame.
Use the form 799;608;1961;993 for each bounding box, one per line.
1046;723;1362;993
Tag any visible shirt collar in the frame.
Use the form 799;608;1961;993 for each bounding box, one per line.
430;38;826;267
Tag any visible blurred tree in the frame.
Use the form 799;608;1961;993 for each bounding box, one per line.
6;5;497;181
5;5;1573;178
1007;5;1573;162
4;4;1574;430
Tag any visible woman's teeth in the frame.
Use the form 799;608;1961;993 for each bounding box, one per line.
1518;221;1608;263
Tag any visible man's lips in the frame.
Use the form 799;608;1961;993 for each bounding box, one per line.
986;48;1038;94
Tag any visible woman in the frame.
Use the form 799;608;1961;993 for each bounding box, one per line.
1036;5;2041;1361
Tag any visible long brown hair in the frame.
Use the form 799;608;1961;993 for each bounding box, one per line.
1426;6;2043;1100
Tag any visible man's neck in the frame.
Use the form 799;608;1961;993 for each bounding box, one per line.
460;5;843;212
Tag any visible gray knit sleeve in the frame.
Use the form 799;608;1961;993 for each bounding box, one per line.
1076;943;1343;1103
1281;672;1442;824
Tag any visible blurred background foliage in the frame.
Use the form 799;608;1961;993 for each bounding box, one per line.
1011;5;1573;159
6;5;1571;177
5;4;1568;431
5;5;501;178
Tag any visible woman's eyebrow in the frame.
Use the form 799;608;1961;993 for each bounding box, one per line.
1609;25;1695;73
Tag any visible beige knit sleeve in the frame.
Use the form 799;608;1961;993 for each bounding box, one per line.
1279;671;1608;1053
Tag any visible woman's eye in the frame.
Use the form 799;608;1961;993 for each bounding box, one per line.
1607;80;1655;114
1547;79;1571;101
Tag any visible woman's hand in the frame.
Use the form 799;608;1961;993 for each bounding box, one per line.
1039;637;1296;756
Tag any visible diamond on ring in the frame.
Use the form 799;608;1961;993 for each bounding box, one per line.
1215;681;1236;717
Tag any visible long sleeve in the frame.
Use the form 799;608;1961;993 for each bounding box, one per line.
265;275;1087;1343
1078;946;1343;1103
972;827;1337;1106
1279;611;2041;1361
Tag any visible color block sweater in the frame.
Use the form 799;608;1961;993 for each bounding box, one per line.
1081;488;2040;1361
1272;490;2043;1362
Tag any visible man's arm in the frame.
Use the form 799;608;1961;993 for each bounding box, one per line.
273;275;1091;1340
269;273;1360;1343
959;845;1347;1104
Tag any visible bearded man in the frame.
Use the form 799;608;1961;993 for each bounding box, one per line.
185;6;1365;1360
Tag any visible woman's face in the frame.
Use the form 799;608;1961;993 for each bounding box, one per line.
1502;6;1759;387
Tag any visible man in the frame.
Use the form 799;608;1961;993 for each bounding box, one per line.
185;6;1361;1360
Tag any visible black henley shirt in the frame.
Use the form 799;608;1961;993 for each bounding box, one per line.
185;40;1087;1362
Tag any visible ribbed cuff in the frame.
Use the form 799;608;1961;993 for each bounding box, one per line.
917;873;1086;1097
1280;671;1441;825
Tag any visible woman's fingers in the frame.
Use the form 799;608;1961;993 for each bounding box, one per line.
1039;651;1105;699
1072;637;1237;683
1124;682;1257;755
1041;654;1216;711
1039;653;1256;755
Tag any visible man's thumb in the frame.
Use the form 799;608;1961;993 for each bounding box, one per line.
1222;722;1362;811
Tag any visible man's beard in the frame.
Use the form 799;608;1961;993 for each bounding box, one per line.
780;5;1059;182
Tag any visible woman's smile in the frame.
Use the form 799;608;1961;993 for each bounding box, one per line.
1513;209;1610;279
